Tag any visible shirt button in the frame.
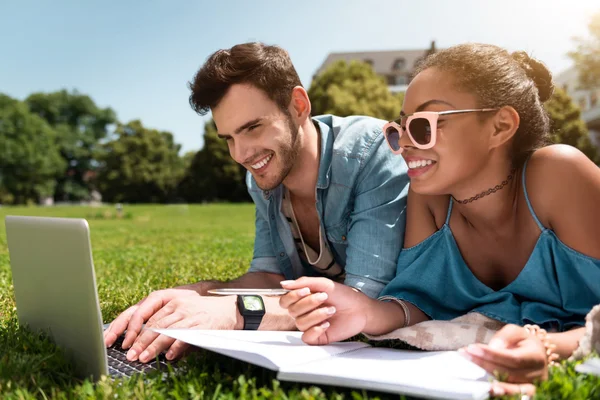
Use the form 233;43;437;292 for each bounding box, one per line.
341;235;347;241
279;252;285;257
271;215;275;220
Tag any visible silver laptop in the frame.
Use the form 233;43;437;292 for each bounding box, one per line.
5;215;168;380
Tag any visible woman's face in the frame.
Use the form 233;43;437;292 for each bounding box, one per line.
399;67;497;195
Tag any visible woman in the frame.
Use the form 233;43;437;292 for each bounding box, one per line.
279;43;600;397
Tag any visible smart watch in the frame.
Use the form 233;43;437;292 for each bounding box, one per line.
236;295;265;330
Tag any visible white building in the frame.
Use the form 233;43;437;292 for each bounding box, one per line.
554;67;600;148
314;41;437;93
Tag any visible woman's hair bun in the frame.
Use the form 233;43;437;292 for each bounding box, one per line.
511;51;554;102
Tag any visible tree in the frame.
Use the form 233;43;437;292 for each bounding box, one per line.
0;94;65;204
545;87;599;163
25;90;116;201
178;120;249;203
569;11;600;88
96;120;185;203
308;60;402;120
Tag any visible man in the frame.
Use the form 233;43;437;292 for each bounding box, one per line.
103;42;409;363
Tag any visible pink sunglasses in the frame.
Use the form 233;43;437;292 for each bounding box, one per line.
383;108;498;154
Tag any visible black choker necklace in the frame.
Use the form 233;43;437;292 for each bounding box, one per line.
452;169;516;204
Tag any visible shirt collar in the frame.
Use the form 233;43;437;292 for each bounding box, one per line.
313;116;333;190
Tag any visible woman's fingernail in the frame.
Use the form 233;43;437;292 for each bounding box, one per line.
458;348;471;360
326;306;336;315
320;321;330;330
280;280;294;286
491;384;505;396
467;344;485;357
315;292;328;301
298;287;311;296
166;351;173;360
489;338;507;349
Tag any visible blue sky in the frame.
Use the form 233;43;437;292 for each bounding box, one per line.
1;0;598;153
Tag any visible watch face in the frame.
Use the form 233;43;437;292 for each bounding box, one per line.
242;296;263;311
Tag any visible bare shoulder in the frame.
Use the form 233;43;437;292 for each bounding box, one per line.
525;144;600;258
525;144;600;209
528;144;596;170
403;188;449;248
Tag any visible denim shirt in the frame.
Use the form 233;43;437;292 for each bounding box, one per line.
247;115;409;298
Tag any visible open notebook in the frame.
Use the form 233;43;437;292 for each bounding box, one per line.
153;329;491;400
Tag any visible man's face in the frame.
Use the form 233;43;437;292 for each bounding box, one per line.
213;83;300;191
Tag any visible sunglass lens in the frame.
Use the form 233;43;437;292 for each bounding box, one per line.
408;118;432;145
385;126;401;151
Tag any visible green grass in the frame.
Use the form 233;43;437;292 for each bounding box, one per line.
0;204;598;399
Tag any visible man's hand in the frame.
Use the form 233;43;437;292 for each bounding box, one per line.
103;287;201;350
103;287;241;363
279;277;371;345
103;272;294;362
125;295;241;362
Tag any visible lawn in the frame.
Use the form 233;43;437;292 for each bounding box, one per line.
0;204;598;400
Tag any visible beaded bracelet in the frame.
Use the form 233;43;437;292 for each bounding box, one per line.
523;324;560;366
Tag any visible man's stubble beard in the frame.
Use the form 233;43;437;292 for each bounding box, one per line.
254;114;301;191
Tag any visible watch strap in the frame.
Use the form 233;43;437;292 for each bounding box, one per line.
242;315;263;330
237;295;265;330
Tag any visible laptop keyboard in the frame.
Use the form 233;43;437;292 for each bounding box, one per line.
107;335;170;378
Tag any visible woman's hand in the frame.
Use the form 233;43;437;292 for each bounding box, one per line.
279;277;371;345
460;324;549;397
489;381;536;398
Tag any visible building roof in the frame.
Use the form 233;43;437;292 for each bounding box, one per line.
314;47;432;77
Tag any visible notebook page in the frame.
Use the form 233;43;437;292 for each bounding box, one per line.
152;329;369;371
279;347;491;400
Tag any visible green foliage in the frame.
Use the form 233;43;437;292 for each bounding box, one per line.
0;205;597;399
0;94;65;204
178;120;249;203
569;11;600;89
534;356;600;400
25;90;117;201
181;150;196;172
96;120;185;203
1;88;250;204
308;60;402;121
545;88;599;163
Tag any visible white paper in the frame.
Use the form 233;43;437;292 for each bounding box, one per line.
152;329;368;370
576;357;600;376
152;329;491;400
281;346;489;381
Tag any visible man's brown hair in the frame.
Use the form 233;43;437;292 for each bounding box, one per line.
189;42;302;116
